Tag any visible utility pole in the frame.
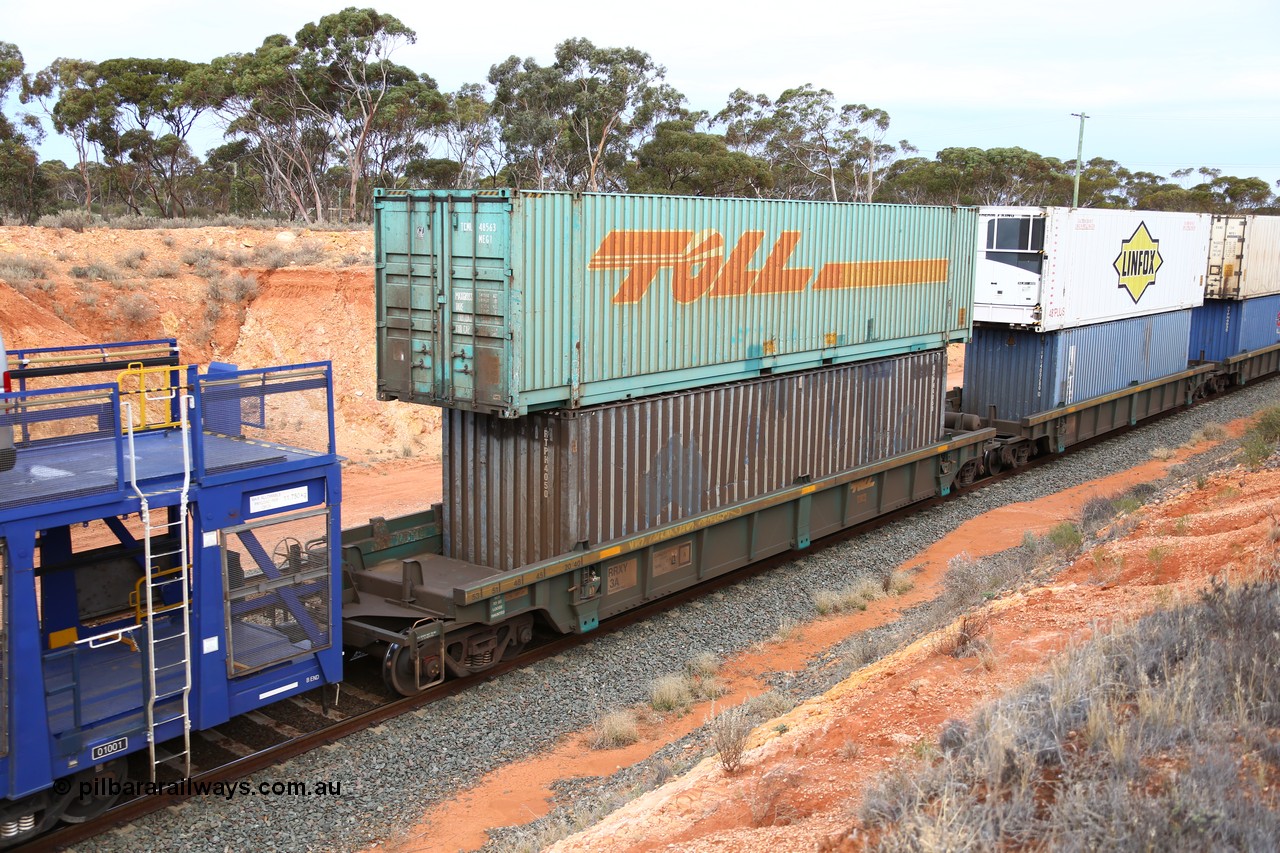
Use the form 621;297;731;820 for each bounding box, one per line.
1071;112;1089;208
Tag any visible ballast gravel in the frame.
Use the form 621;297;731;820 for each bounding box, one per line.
89;378;1280;853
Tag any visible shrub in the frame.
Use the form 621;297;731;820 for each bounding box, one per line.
180;246;225;268
117;247;147;269
1240;430;1273;468
115;294;156;326
1046;522;1083;552
37;210;93;231
1112;495;1143;514
1148;446;1176;461
69;262;120;282
934;611;992;658
207;272;260;304
1255;407;1280;443
709;704;753;774
854;577;1280;849
151;261;180;279
745;690;795;723
251;242;328;269
1080;495;1118;533
0;254;50;283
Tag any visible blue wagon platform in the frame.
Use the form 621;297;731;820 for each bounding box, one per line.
0;340;342;843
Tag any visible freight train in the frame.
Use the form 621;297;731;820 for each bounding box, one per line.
1;192;1279;844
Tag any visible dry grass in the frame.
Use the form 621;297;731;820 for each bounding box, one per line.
1185;421;1229;447
771;617;800;643
1149;446;1177;461
855;577;1280;850
746;690;795;721
649;673;696;712
589;710;640;749
685;652;720;679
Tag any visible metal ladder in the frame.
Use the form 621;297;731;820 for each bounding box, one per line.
123;394;194;782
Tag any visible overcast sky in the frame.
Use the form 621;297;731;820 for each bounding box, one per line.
6;0;1280;191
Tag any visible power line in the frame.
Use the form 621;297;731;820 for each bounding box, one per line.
1089;113;1280;122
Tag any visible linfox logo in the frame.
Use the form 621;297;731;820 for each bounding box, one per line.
588;229;949;305
1112;222;1164;304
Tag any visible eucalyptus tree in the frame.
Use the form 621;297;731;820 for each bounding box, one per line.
437;83;505;188
489;38;683;191
212;35;337;222
293;7;420;219
0;42;48;222
626;118;772;197
93;58;222;216
716;85;904;202
21;57;116;210
361;72;448;195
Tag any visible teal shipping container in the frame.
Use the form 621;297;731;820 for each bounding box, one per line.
375;189;976;416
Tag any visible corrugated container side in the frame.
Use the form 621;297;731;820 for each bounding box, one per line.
962;310;1193;421
376;189;975;417
1241;216;1280;298
1190;295;1280;362
444;350;946;571
973;206;1209;330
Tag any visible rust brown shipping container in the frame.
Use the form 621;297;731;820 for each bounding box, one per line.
443;350;946;571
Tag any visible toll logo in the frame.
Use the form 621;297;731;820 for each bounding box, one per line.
589;229;948;305
1113;222;1163;304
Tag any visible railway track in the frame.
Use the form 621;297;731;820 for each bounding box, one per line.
28;384;1252;851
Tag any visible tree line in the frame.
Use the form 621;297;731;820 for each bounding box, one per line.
0;7;1275;224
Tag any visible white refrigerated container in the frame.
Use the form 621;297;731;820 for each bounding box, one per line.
974;206;1210;331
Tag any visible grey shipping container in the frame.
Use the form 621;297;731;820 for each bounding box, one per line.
376;189;975;417
443;350;946;571
962;310;1193;421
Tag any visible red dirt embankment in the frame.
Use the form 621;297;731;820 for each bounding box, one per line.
381;424;1277;853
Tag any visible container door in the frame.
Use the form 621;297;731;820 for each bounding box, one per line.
378;196;436;403
377;192;514;413
438;195;514;410
1206;216;1246;299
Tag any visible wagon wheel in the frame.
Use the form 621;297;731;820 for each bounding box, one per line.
985;449;1004;476
59;758;128;824
382;640;443;697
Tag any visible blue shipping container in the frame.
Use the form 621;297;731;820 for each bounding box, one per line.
962;310;1193;421
1189;295;1280;362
